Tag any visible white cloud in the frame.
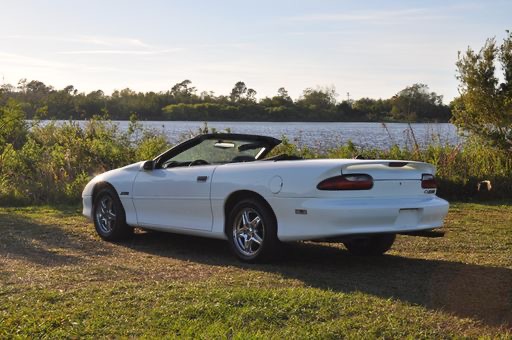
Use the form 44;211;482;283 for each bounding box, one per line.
56;48;185;55
0;51;146;74
284;3;483;24
2;34;152;48
78;36;151;48
0;51;71;69
1;34;184;57
285;8;435;22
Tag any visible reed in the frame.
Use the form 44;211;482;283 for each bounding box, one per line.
0;119;509;205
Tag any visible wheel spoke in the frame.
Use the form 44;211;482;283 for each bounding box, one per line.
100;200;107;215
107;211;116;221
236;228;247;237
244;237;253;251
242;211;250;226
252;233;263;245
250;216;261;227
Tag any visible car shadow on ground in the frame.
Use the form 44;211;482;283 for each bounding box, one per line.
121;231;512;329
2;209;509;330
0;212;112;266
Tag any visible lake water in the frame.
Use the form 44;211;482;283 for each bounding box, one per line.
125;121;460;150
47;120;461;150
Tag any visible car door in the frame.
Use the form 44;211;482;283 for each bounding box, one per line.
132;165;216;231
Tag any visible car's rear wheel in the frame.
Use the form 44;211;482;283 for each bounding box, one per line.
343;234;396;256
227;198;279;263
93;187;133;241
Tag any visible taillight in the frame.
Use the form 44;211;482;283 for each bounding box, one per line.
421;174;437;189
317;174;373;190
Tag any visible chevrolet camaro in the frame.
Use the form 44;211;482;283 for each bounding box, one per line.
82;133;449;262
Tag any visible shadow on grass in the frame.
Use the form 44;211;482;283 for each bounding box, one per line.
0;212;112;266
1;208;509;329
121;231;512;329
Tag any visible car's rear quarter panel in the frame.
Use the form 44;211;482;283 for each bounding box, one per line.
211;159;449;241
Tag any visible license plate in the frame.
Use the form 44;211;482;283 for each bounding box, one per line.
396;208;420;227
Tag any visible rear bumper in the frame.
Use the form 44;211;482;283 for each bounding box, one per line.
270;196;449;241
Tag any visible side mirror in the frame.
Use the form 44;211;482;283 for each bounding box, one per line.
142;160;154;171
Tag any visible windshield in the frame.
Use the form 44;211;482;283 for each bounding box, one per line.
163;138;266;167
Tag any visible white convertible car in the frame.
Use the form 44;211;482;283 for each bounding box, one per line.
83;133;449;262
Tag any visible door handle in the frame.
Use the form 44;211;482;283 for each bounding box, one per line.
197;176;208;182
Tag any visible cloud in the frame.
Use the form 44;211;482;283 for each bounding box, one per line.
286;8;440;22
2;34;152;48
1;35;184;56
78;36;151;48
0;51;70;69
0;51;138;73
56;48;185;55
284;3;483;24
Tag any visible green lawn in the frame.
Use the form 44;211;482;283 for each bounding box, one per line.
0;202;511;338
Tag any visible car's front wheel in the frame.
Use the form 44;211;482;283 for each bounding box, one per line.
227;198;279;263
93;187;133;241
343;234;396;256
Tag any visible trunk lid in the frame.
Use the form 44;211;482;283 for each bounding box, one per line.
341;160;435;180
317;160;436;198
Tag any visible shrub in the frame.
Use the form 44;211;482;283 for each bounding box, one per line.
0;103;510;205
0;113;170;205
271;129;512;201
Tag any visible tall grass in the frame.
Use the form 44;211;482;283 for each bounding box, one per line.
273;124;512;200
0;117;170;205
0;117;510;205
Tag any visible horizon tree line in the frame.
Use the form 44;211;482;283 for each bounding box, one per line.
0;79;451;122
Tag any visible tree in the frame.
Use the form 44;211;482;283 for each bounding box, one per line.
453;30;512;151
297;86;337;111
26;80;51;95
230;81;247;102
17;79;28;93
246;88;257;102
64;85;76;95
200;91;216;102
0;83;15;96
170;80;196;103
352;98;392;121
0;77;451;122
0;99;27;151
260;87;294;108
277;87;291;102
229;81;257;103
390;83;449;122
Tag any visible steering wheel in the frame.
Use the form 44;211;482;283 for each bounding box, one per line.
189;159;210;166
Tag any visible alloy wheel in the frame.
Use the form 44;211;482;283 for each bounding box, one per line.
232;207;265;257
95;195;117;234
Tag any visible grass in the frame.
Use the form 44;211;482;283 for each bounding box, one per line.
0;203;511;338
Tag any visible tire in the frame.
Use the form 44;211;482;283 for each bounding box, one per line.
227;198;279;263
343;234;396;256
93;187;133;241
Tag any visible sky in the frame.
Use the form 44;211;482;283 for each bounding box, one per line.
0;0;511;103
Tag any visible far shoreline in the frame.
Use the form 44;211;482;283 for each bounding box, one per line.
29;119;452;124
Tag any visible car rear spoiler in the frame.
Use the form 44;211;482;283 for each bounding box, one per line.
340;160;436;175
